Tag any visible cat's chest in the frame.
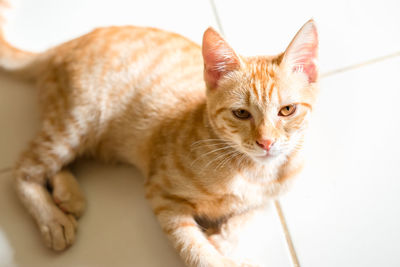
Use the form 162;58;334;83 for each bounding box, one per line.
228;173;277;204
194;173;275;218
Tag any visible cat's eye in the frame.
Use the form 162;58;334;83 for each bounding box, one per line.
232;109;252;120
278;104;296;117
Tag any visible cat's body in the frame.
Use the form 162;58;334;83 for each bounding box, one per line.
1;4;318;266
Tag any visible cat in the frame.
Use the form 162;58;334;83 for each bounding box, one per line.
0;3;318;266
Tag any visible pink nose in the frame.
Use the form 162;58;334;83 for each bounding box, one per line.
256;139;274;151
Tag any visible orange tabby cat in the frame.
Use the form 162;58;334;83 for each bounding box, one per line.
0;4;318;266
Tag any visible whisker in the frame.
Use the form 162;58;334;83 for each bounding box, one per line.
190;142;233;151
237;153;247;169
216;151;241;170
190;139;230;147
190;140;237;151
215;152;237;169
205;149;238;168
190;138;247;169
191;145;234;167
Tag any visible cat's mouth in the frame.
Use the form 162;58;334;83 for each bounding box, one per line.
237;144;278;163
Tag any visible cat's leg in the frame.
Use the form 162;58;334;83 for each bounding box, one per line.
49;169;86;218
14;119;87;251
146;185;250;267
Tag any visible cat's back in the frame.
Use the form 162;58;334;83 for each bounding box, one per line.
42;25;205;111
41;26;207;166
40;25;205;131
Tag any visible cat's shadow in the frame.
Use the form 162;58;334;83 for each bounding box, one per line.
0;73;184;267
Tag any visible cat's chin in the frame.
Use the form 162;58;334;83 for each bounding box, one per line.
250;152;279;164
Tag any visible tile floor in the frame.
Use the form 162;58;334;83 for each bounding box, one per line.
0;0;399;266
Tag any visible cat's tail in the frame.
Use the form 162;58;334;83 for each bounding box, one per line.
0;0;42;80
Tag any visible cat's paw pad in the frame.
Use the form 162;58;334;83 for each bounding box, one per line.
51;171;86;218
39;207;77;251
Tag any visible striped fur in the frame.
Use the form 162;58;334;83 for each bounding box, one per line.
1;6;318;266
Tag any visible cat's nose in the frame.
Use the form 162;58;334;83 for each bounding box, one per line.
256;139;274;151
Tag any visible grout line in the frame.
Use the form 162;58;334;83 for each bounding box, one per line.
275;200;300;267
321;51;400;78
0;166;12;174
209;0;225;37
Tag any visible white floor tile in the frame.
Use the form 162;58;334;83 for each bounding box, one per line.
4;0;218;51
0;75;39;169
280;57;400;267
214;0;400;73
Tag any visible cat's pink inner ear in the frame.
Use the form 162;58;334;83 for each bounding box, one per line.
202;27;240;89
283;20;319;83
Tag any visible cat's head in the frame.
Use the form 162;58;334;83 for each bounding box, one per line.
202;20;318;164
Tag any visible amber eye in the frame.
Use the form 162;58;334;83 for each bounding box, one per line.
278;104;296;116
232;109;252;119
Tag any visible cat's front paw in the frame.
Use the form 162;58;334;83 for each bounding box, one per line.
38;205;78;251
208;234;233;255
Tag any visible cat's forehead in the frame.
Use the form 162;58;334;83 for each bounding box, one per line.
242;56;283;106
246;56;280;79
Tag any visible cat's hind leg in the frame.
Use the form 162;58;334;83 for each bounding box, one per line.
14;117;88;251
49;169;86;219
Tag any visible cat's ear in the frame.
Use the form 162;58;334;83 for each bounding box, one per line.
202;27;241;89
281;19;319;83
